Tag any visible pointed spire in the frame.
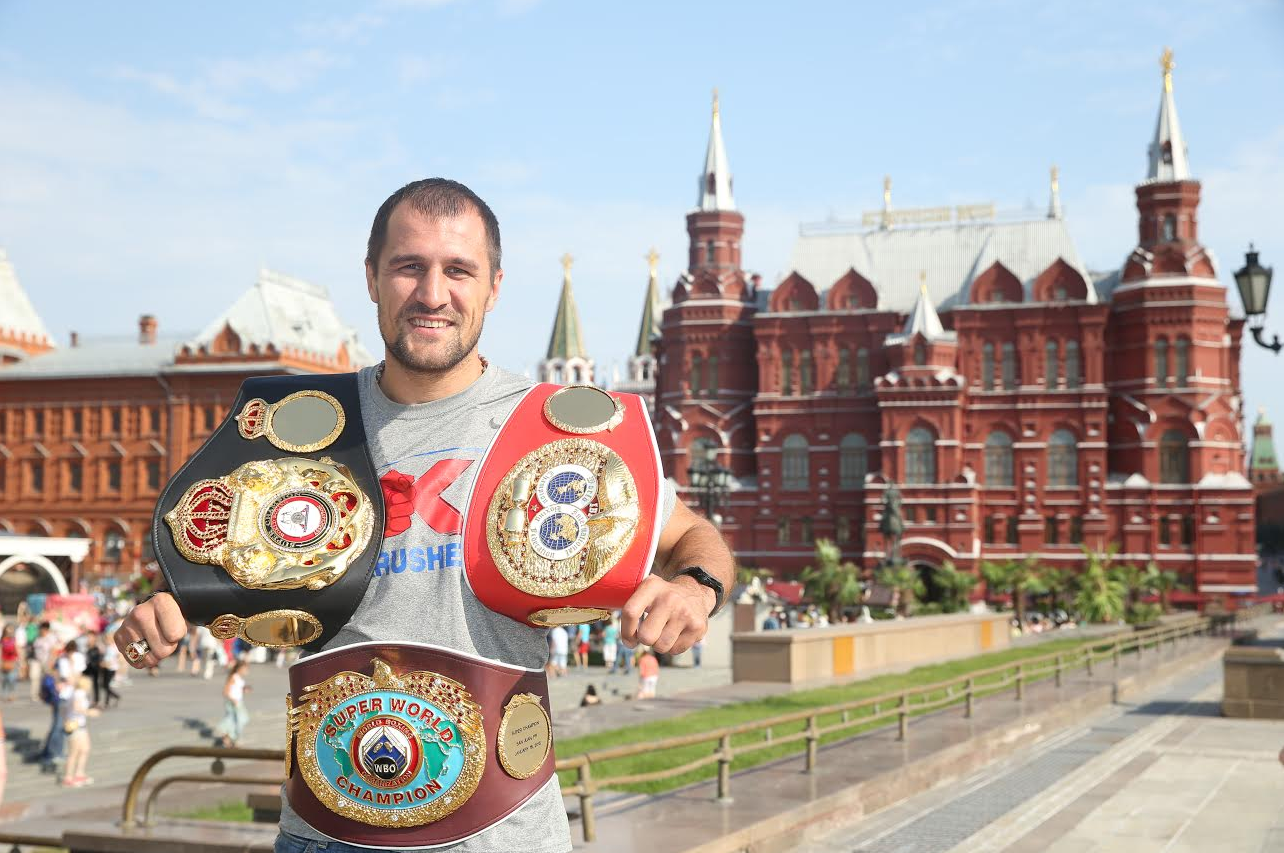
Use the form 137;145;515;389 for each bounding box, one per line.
903;277;946;339
546;253;588;360
1047;165;1063;219
634;248;662;357
1147;47;1191;182
881;175;893;230
697;87;735;211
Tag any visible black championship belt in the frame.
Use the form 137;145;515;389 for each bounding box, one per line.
151;373;384;651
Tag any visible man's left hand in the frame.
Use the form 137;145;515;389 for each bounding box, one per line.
619;574;714;655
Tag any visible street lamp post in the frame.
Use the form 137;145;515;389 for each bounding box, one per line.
1235;245;1278;353
687;446;732;525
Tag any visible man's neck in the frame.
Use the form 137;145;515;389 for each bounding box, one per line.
377;353;487;405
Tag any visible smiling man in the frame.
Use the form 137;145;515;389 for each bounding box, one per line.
114;178;735;853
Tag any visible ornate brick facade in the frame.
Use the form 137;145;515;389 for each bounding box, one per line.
656;65;1255;593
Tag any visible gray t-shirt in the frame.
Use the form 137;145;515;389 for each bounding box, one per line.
280;364;674;852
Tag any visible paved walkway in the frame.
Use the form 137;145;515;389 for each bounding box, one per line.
563;626;1244;852
792;619;1284;853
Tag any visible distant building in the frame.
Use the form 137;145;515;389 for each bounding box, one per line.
0;268;372;586
654;56;1255;593
538;254;594;385
1251;410;1284;536
612;248;663;408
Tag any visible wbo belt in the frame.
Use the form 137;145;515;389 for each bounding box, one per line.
151;373;384;651
285;642;554;849
462;383;663;628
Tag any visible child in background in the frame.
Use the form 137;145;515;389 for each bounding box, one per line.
62;674;93;787
217;661;251;747
635;649;659;700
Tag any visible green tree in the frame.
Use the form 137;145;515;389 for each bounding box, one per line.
933;560;979;613
736;566;773;586
875;562;924;618
799;539;863;623
1109;562;1145;614
1140;560;1181;615
1074;545;1126;623
1039;566;1075;614
980;557;1044;625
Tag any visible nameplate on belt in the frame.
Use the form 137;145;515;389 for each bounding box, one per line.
462;384;662;627
151;373;385;650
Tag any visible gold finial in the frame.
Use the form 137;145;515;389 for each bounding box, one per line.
919;271;928;292
1161;47;1174;93
560;253;573;278
883;175;892;205
1050;164;1059;191
645;247;660;277
712;87;720;118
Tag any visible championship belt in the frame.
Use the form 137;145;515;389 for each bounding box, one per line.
151;373;384;650
462;384;662;627
285;642;554;848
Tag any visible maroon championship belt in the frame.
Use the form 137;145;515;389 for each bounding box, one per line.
462;384;662;627
286;643;554;848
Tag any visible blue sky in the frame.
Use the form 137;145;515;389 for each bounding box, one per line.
1;1;1283;425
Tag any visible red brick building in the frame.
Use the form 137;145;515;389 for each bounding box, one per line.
0;265;371;587
657;62;1256;593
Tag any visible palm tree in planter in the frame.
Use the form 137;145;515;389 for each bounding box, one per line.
1039;566;1075;616
799;539;863;624
1141;560;1182;615
875;562;925;618
934;560;980;613
1075;545;1126;623
980;557;1045;626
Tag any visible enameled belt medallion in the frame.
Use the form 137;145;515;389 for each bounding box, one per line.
288;658;486;828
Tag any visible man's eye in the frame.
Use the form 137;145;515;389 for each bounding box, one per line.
446;266;468;276
400;264;424;273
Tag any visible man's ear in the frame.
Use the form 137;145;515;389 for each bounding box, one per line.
365;259;378;304
485;268;503;313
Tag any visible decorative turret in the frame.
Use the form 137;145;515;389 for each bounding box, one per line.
0;248;55;365
1047;165;1063;220
697;89;735;212
1251;409;1282;487
1147;48;1190;183
884;281;958;372
683;89;746;291
538;253;594;385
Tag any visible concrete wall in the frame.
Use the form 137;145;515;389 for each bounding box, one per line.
731;611;1012;684
1222;646;1284;719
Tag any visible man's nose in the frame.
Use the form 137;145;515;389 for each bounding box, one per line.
415;268;450;310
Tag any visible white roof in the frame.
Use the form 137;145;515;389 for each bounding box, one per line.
190;269;373;365
787;216;1097;313
696;93;735;212
1147;64;1190;182
0;249;52;343
0;335;182;378
886;285;956;346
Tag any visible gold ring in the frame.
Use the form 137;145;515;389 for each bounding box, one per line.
124;639;150;663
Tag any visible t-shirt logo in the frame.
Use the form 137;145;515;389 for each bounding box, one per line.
378;460;474;538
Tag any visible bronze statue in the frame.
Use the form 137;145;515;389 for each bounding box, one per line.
879;481;904;566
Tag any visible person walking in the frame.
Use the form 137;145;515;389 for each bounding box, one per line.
29;622;54;703
612;615;633;675
61;674;93;787
99;630;121;708
38;641;76;773
573;623;590;669
0;625;20;701
691;637;704;668
635;649;659;700
216;661;251;747
196;625;225;679
84;631;104;708
601;616;619;672
547;625;569;678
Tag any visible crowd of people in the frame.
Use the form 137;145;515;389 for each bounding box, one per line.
546;613;704;702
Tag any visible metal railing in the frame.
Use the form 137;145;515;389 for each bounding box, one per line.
556;607;1268;842
121;745;283;828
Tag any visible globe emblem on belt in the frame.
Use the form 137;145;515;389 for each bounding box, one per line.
536;464;596;510
352;718;421;789
528;506;590;561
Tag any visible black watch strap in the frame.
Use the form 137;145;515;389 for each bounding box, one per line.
675;566;725;616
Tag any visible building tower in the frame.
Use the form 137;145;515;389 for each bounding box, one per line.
1105;48;1250;590
539;253;594;385
1251;409;1282;488
614;248;662;403
656;88;758;510
0;250;54;364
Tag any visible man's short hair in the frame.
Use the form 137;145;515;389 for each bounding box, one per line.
366;178;502;277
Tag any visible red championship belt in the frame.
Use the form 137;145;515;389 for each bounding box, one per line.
462;384;662;627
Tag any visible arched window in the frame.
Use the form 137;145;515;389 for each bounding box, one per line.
1045;340;1059;389
839;433;868;488
1048;429;1078;487
705;240;715;265
690;355;703;395
905;427;936;484
1155;337;1169;387
800;351;814;395
1162;214;1176;242
104;528;127;562
781;351;793;395
1001;343;1018;389
782;434;809;490
707;355;719;394
914;342;927;366
984;431;1014;486
981;342;995;390
856;348;870;388
1159;430;1190;483
1174;337;1189;387
837;348;851;392
1065;341;1081;389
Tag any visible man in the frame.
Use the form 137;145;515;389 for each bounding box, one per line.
29;621;54;703
114;179;735;853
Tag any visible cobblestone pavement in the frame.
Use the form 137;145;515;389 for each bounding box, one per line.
0;654;730;817
790;622;1284;853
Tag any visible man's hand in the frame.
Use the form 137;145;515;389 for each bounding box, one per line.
114;593;188;669
619;574;714;655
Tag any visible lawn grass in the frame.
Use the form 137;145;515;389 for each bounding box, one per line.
173;799;255;822
556;634;1113;795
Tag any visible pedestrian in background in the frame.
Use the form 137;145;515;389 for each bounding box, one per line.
29;622;54;703
99;630;121;708
0;624;20;701
612;615;632;675
635;648;659;700
601;616;619;672
691;637;704;668
217;661;250;747
62;674;93;787
573;623;590;668
547;625;569;677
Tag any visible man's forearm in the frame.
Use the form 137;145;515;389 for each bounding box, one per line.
656;517;735;608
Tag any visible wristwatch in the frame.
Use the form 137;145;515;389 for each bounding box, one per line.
675;566;725;616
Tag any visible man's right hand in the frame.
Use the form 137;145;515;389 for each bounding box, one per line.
114;593;188;669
